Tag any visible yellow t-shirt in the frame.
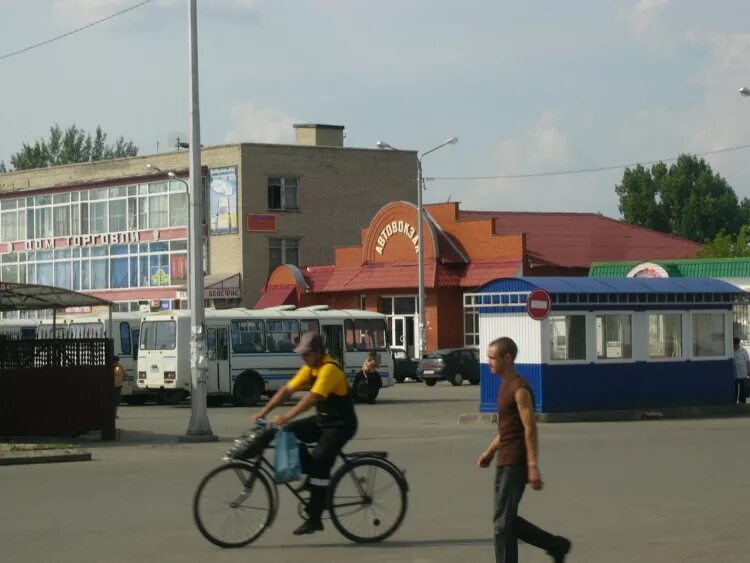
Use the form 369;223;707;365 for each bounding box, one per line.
287;355;349;398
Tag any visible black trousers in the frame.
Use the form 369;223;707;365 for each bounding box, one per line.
286;415;357;521
494;465;559;563
736;379;747;403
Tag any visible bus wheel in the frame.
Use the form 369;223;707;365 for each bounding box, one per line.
233;375;262;407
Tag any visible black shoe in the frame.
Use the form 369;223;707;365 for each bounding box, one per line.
293;520;323;536
548;537;571;563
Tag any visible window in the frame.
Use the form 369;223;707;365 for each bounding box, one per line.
91;201;107;234
464;309;479;347
300;319;319;335
267;177;299;210
149;195;169;229
36;207;53;238
596;314;632;359
231;320;266;353
69;322;104;338
120;322;132;355
693;312;726;357
169;192;188;227
109;200;127;232
269;238;299;274
140;320;176;350
266;320;299;353
549;314;587;361
54;205;70;236
128;197;138;230
649;313;683;358
345;319;388;351
360;295;367;310
1;212;17;242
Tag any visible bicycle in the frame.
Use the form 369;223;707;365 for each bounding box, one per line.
192;421;409;548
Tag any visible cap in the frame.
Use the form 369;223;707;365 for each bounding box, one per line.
294;331;325;354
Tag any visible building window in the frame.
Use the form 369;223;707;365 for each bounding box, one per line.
549;314;587;361
649;313;683;358
464;309;479;347
267;177;299;210
269;238;299;274
360;295;367;310
693;312;726;357
596;314;632;360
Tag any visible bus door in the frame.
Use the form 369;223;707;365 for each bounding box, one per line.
322;324;344;365
206;324;230;393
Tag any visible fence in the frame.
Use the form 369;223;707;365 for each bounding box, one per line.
0;338;116;440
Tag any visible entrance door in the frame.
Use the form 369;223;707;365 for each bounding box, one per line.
206;326;230;393
322;324;344;365
391;316;416;359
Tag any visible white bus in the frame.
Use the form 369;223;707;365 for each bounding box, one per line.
39;313;151;404
137;306;393;406
0;319;39;339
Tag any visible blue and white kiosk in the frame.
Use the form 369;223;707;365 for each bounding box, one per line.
466;277;741;414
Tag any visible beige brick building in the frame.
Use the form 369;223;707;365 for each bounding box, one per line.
0;124;417;313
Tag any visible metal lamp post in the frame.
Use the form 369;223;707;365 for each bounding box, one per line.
377;137;458;359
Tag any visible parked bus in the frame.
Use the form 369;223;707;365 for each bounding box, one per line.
39;313;151;404
0;319;39;339
137;306;393;406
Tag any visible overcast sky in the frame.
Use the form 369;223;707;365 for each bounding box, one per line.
1;0;749;217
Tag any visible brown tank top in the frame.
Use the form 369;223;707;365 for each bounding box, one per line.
497;374;533;466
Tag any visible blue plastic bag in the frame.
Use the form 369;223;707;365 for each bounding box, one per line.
274;430;302;484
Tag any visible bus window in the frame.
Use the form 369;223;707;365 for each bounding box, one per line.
344;319;356;352
140;321;177;350
231;320;266;354
21;328;37;339
69;322;103;338
300;319;319;335
354;319;388;351
266;320;299;353
120;322;132;355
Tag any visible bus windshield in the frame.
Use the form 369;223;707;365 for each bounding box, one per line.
140;320;177;350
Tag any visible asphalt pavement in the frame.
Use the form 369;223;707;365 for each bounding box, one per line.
1;381;748;563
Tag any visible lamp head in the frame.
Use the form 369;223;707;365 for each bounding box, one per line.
740;87;750;97
376;141;394;150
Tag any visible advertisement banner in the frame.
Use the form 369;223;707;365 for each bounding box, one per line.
209;167;239;235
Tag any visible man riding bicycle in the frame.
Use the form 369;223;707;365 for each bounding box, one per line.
255;331;358;536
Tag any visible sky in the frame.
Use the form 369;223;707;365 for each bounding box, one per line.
1;0;750;218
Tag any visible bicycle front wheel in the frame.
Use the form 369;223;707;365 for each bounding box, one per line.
193;461;276;548
328;457;408;543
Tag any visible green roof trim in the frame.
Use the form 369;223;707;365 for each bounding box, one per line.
589;257;750;278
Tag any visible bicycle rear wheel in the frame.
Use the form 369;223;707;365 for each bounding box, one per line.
328;457;407;543
193;461;275;548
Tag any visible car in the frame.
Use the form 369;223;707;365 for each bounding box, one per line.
392;349;420;383
417;348;480;386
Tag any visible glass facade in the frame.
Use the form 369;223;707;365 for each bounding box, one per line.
0;180;189;290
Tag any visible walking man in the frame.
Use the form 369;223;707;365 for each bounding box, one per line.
477;337;571;563
733;337;749;404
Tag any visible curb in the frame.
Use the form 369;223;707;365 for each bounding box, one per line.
177;433;219;443
458;404;750;424
0;448;92;466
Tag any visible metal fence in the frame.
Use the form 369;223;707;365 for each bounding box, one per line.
0;338;116;440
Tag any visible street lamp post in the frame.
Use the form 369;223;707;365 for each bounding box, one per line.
377;137;458;360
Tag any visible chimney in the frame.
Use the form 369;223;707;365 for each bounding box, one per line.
293;123;345;147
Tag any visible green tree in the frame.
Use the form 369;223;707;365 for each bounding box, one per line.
615;154;749;243
4;124;138;172
699;225;750;258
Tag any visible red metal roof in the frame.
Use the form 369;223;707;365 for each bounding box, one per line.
254;285;297;309
459;211;702;268
460;261;521;287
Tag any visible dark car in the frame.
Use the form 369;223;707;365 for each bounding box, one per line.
417;348;480;386
393;350;420;383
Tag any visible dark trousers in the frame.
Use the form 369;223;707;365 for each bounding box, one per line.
736;379;747;403
494;465;559;563
286;415;357;521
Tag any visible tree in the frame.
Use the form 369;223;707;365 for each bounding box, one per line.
615;154;749;243
4;124;138;172
699;225;750;258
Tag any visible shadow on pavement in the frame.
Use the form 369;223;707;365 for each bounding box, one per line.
256;537;492;550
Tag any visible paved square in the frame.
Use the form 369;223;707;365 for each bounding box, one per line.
1;382;748;563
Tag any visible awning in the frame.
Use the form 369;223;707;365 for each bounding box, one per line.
0;282;113;312
254;285;298;309
177;272;241;300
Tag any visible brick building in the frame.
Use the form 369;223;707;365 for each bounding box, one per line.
259;201;702;358
0;124;416;314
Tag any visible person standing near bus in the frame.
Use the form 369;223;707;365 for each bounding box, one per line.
113;355;127;419
477;337;571;563
733;338;749;403
254;332;358;535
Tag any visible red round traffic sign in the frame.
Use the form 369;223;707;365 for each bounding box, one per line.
526;288;552;321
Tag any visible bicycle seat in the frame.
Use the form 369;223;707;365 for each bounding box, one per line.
344;451;388;459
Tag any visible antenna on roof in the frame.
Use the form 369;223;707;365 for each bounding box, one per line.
447;194;452;202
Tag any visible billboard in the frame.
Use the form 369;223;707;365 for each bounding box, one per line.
208;167;238;235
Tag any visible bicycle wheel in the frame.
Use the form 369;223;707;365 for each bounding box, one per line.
328;457;408;543
193;461;276;548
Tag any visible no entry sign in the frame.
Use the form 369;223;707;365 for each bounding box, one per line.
526;288;552;320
